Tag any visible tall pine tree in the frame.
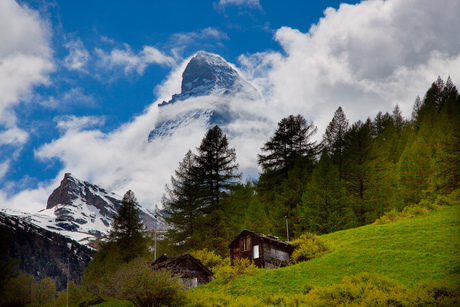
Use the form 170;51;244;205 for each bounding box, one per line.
109;190;148;262
195;125;241;209
323;107;349;177
194;125;241;254
161;150;201;250
258;114;318;180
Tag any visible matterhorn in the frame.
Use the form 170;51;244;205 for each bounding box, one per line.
148;51;270;142
147;51;272;179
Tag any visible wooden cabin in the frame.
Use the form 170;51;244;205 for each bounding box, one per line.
228;230;294;269
152;253;213;289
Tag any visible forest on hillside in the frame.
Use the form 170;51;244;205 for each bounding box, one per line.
158;76;460;256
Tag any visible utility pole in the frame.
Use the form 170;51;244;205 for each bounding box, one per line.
154;214;157;261
66;243;71;307
285;216;289;243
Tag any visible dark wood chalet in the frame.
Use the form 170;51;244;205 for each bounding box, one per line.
228;230;294;269
152;253;213;289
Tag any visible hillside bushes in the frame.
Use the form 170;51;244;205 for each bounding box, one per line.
289;233;330;264
186;273;460;306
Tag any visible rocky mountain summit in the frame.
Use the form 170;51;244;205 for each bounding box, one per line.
45;173;156;236
47;173;121;233
159;51;259;106
2;173;156;248
148;51;263;141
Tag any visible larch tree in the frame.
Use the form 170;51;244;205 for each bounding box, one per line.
109;190;148;262
194;125;241;254
323;107;349;176
195;125;241;210
258;114;318;180
161;150;202;249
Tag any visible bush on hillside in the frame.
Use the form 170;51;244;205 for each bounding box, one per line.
111;258;184;307
290;233;330;264
213;258;258;284
190;249;229;272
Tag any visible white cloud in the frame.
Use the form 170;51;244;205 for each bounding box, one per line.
0;0;53;118
169;27;229;51
0;161;10;181
0;0;53;184
217;0;261;9
55;115;105;132
240;0;460;140
64;39;90;72
0;126;28;147
96;45;176;75
39;87;96;109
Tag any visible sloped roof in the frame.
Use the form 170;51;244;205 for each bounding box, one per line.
153;253;213;277
228;230;292;249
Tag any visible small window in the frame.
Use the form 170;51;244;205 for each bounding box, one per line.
253;245;259;259
242;236;250;251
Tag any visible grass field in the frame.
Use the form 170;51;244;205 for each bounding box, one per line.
95;205;460;306
197;204;460;298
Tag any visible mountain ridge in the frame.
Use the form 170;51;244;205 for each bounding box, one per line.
2;173;157;247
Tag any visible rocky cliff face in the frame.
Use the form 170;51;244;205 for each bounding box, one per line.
46;173;121;235
44;173;156;237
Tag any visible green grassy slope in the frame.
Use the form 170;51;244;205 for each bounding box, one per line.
200;205;460;297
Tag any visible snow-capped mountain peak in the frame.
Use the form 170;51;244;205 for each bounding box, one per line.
2;173;157;247
148;51;262;141
159;51;254;107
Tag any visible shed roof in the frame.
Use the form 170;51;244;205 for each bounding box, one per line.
228;230;292;249
153;253;213;277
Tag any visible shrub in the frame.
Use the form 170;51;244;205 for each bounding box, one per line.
190;249;228;272
374;203;435;225
111;258;184;307
413;280;460;306
213;258;258;284
290;233;330;264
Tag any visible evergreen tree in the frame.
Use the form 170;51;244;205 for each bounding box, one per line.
194;125;241;254
431;77;460;194
323;107;349;176
342;119;374;199
195;125;241;209
109;190;148;262
398;135;434;204
299;150;355;234
258;114;318;179
161;150;201;250
342;119;378;223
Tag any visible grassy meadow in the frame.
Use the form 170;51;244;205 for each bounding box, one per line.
186;204;460;305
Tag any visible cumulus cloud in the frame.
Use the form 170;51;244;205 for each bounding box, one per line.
0;0;53;117
240;0;460;140
63;39;90;72
0;0;53;187
96;45;176;75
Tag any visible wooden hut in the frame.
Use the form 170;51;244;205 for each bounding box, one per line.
152;253;213;289
228;230;294;269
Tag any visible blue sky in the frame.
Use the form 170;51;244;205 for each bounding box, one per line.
2;0;460;212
